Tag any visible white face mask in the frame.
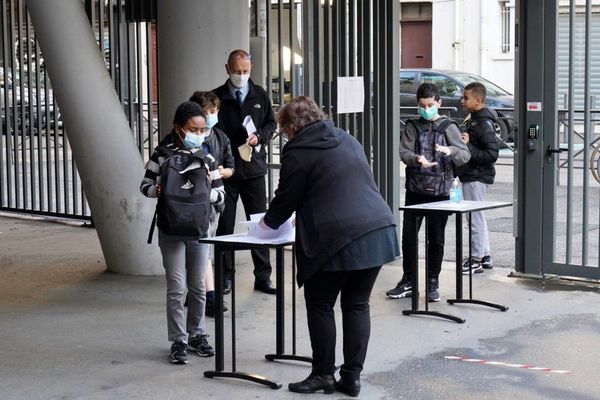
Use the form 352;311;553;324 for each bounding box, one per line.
229;73;250;88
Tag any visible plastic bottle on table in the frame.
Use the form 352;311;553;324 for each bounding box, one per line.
449;177;463;204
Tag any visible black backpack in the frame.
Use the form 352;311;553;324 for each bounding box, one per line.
405;118;456;197
147;146;212;242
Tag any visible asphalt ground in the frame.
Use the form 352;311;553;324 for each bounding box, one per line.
2;157;600;399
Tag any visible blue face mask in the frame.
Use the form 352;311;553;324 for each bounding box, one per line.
418;106;438;121
182;131;206;148
205;113;219;130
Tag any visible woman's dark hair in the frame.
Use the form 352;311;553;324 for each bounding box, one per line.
276;96;326;134
189;91;221;110
173;101;206;126
416;83;440;101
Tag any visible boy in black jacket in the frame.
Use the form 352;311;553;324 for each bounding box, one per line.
189;91;235;316
459;82;499;274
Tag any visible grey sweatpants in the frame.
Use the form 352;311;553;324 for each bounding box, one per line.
462;181;491;259
158;230;209;343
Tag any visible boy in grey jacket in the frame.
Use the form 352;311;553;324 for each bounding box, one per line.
386;83;470;302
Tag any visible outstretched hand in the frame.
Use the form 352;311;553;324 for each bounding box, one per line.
417;155;438;168
435;144;452;156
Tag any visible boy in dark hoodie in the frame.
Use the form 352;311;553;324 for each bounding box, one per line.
459;82;499;274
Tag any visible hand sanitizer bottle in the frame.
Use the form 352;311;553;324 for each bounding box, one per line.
450;178;462;204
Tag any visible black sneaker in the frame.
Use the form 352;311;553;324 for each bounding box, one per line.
426;278;441;302
170;341;188;364
481;255;494;269
188;334;215;357
462;257;484;275
386;276;412;299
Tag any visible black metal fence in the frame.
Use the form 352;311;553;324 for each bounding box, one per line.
0;0;157;220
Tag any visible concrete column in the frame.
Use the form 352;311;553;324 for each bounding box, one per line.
26;0;162;275
157;0;249;136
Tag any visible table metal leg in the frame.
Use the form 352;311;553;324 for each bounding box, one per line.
265;246;312;364
212;245;224;371
204;246;283;389
447;212;509;312
204;370;283;389
402;214;465;324
455;214;463;300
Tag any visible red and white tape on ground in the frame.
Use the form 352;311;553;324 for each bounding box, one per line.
444;356;573;375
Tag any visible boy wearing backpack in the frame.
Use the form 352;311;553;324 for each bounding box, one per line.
188;91;235;317
458;82;499;274
386;83;470;302
140;101;224;364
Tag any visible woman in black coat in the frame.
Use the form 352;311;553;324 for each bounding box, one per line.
260;96;399;396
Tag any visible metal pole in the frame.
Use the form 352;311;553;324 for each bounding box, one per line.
26;0;162;275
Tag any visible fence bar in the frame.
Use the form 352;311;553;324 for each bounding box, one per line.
0;3;8;208
146;22;154;159
265;0;272;103
323;0;330;117
331;0;338;125
277;0;283;109
34;33;43;210
136;22;144;150
348;0;356;138
288;0;295;98
566;0;574;263
16;0;24;209
582;0;591;266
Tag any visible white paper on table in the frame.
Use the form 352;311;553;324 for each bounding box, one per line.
240;212;295;241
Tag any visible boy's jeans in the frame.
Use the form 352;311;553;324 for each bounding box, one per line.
462;181;491;259
159;230;208;343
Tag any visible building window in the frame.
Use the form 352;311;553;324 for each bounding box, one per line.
500;1;512;53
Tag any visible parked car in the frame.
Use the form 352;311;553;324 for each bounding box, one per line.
1;66;62;135
400;69;515;143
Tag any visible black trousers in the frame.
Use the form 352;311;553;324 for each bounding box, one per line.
216;176;272;282
302;267;381;379
402;191;449;280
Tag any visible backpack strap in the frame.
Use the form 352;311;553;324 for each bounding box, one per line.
437;118;456;134
405;118;428;153
147;208;158;244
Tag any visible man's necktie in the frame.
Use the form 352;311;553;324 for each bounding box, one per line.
235;90;243;106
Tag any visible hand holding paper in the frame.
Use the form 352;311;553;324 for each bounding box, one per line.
242;115;257;135
242;116;262;153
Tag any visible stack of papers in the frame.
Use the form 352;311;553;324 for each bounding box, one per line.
239;212;295;241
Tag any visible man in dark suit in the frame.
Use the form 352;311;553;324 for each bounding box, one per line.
213;49;276;295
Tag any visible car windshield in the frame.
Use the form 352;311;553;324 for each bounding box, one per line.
449;73;511;96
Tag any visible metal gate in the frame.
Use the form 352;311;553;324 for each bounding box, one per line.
544;2;600;278
2;0;399;220
262;0;400;212
518;0;600;280
0;0;157;220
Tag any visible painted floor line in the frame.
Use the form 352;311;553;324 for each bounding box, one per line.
444;355;573;374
